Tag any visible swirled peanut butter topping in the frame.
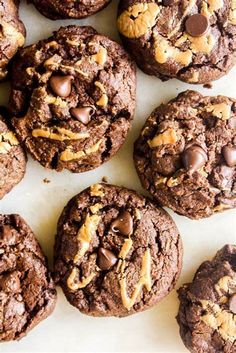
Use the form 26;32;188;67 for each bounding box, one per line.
148;128;178;148
119;249;152;311
32;127;89;141
117;3;160;39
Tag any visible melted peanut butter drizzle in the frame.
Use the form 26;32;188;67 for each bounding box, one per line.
117;236;152;310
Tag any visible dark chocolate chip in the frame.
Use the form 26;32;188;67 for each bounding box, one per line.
182;144;207;173
111;211;133;236
49;75;73;98
222;145;236;167
97;247;117;270
185;14;209;37
70;106;95;125
229;293;236;314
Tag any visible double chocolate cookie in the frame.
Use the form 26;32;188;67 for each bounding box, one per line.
0;0;25;80
9;26;136;173
30;0;111;20
177;245;236;353
54;183;182;317
134;90;236;219
117;1;236;84
0;214;57;341
0;113;26;200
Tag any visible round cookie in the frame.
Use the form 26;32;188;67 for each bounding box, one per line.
0;0;25;80
0;113;26;200
54;183;182;317
9;26;136;173
134;90;236;219
29;0;111;20
0;214;57;341
177;245;236;353
117;0;236;84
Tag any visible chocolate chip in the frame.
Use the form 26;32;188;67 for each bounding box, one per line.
185;14;209;37
111;211;133;236
70;106;95;125
182;143;207;173
49;75;73;98
97;247;117;270
229;293;236;314
222;145;236;167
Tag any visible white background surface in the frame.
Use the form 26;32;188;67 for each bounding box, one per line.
1;1;236;352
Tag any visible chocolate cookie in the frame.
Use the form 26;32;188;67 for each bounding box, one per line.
9;26;136;173
134;90;236;219
0;0;25;80
30;0;111;20
0;113;26;200
177;245;236;353
0;214;57;341
117;1;236;84
54;183;182;317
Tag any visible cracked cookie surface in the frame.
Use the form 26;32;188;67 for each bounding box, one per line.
54;183;182;317
177;245;236;353
9;25;136;173
0;0;25;80
0;113;26;200
0;214;57;342
117;0;236;84
134;90;236;219
29;0;111;20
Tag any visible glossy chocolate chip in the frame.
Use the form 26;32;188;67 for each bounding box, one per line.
229;293;236;314
111;211;133;236
222;145;236;167
185;14;209;37
70;106;95;125
49;75;73;98
97;247;117;270
182;144;207;173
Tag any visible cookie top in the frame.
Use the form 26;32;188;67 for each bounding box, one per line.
0;214;57;341
134;90;236;219
30;0;111;19
0;113;26;200
54;183;182;317
177;245;236;353
117;1;236;84
0;0;25;80
9;25;136;173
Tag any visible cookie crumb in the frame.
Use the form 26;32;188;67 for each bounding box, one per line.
102;176;108;183
43;178;51;184
203;83;213;89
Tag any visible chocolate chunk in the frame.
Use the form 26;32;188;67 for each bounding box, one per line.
49;75;73;98
229;293;236;314
111;210;133;236
222;145;236;167
70;106;95;125
185;14;209;37
182;144;207;173
97;247;117;270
